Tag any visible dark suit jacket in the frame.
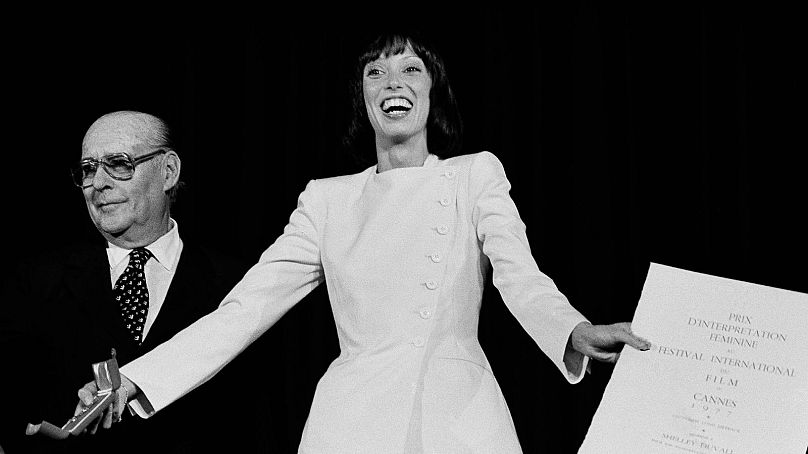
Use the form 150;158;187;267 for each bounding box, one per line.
0;240;279;453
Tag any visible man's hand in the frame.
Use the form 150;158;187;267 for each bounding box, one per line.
570;321;651;363
75;374;137;434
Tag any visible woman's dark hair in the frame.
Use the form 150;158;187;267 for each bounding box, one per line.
343;32;463;161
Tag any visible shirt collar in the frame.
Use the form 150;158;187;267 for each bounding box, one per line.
423;153;438;167
373;153;439;174
106;218;181;271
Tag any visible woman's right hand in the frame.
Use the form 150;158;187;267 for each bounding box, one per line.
74;374;136;434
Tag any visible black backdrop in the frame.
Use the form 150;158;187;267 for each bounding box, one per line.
4;4;806;452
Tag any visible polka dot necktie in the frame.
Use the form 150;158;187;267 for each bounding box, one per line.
114;247;152;345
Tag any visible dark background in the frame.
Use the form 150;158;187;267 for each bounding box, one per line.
4;4;805;452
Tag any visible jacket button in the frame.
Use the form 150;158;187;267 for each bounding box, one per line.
425;280;438;290
437;225;449;235
430;253;441;263
444;170;456;179
440;197;451;207
419;308;433;319
412;336;425;347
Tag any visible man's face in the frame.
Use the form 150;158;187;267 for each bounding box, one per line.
80;122;169;246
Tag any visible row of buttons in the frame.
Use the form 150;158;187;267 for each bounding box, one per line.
436;168;455;236
411;168;456;349
425;171;454;291
410;308;431;346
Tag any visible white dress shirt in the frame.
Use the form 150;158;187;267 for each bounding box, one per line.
107;219;183;341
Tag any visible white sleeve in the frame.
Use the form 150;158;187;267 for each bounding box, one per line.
471;152;589;383
121;179;326;414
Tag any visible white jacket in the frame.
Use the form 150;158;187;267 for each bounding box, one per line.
121;151;589;453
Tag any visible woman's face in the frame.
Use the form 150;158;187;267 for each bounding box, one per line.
363;45;432;145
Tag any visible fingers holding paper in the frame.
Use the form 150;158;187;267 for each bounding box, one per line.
570;321;651;364
74;375;133;434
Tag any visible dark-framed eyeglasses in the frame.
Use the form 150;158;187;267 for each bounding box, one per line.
71;149;167;188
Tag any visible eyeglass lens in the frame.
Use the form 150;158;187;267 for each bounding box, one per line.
72;154;135;187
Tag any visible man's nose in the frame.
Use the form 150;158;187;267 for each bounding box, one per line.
90;166;113;190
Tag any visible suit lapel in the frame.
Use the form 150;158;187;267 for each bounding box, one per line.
63;245;140;360
141;245;221;351
63;244;233;357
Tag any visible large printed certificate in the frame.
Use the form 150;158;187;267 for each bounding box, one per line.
579;263;808;454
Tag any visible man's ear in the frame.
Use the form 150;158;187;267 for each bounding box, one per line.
162;151;181;192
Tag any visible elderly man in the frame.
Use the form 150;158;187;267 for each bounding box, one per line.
0;111;269;453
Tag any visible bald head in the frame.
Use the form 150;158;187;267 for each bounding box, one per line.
82;111;171;155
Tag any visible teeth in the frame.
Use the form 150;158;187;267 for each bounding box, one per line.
382;98;413;112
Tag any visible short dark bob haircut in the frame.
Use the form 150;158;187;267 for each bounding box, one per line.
343;32;463;160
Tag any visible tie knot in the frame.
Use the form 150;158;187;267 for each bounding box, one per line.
129;247;152;265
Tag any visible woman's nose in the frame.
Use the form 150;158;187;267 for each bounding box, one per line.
386;72;403;89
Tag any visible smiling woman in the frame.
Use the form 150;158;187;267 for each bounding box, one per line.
344;32;463;168
362;45;432;152
77;31;649;454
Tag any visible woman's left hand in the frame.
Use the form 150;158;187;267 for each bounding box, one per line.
570;321;650;363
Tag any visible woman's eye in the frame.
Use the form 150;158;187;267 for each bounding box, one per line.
404;66;422;73
366;68;382;77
